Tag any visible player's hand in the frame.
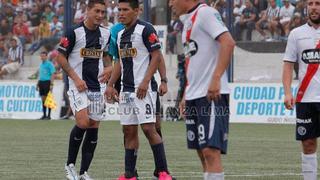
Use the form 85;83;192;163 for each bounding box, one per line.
159;82;168;96
284;93;295;110
105;86;118;104
179;97;186;119
74;78;87;92
99;66;112;83
207;77;221;102
137;81;148;99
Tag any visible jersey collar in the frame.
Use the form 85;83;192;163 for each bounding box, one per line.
187;3;202;14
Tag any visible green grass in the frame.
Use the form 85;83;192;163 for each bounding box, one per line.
0;120;312;180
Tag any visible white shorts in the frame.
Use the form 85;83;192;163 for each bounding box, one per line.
119;91;157;125
2;62;20;74
67;89;105;121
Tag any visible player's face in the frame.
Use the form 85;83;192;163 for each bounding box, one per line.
169;0;188;16
86;3;106;26
118;3;139;25
308;0;320;24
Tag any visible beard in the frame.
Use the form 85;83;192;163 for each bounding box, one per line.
309;13;320;24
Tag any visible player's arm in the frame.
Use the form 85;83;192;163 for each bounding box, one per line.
201;8;235;101
158;53;168;96
282;31;297;110
56;29;87;92
208;32;235;101
105;61;121;103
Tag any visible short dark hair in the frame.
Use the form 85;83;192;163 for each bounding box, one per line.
40;51;48;55
118;0;139;9
87;0;105;8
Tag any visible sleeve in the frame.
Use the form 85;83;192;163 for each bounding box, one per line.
142;24;161;52
108;27;119;60
57;27;76;58
283;30;298;63
199;7;228;40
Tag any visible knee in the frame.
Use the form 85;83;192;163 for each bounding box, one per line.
77;120;90;129
142;125;157;139
302;140;317;154
202;148;221;162
123;127;138;140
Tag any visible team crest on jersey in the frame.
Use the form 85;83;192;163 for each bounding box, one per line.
80;48;103;58
301;49;320;64
119;47;137;58
183;39;198;58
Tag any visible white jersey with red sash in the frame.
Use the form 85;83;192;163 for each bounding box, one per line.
180;3;229;101
284;23;320;102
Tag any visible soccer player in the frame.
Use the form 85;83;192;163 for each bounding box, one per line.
37;51;55;120
105;0;173;179
283;1;320;179
56;0;111;179
170;0;235;179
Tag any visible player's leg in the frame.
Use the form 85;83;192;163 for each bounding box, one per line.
38;81;50;119
296;103;319;180
198;95;229;180
118;92;140;179
79;90;106;178
138;92;171;179
122;125;139;178
65;90;91;179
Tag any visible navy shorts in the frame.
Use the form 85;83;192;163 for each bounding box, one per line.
185;95;229;154
38;80;51;96
296;103;320;141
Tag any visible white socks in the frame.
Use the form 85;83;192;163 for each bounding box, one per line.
204;172;224;180
302;153;317;180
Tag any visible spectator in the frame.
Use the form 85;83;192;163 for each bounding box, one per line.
56;4;64;23
0;18;11;37
0;37;23;78
251;0;268;15
234;0;257;41
0;38;8;66
213;0;226;22
233;0;245;26
28;4;42;41
42;5;55;23
74;1;86;24
50;15;63;39
13;18;31;47
13;7;28;24
294;0;307;23
289;12;304;30
167;13;183;54
279;0;295;37
255;0;280;41
107;0;118;23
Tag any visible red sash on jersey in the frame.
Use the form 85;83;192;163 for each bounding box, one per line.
184;4;207;87
296;42;320;102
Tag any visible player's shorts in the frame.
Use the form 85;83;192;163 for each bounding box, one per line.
2;62;20;73
119;91;157;125
67;89;105;121
38;80;51;96
185;95;229;154
296;103;320;141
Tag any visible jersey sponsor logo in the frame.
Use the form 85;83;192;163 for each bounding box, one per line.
80;48;103;58
185;119;195;125
183;39;198;57
296;118;312;124
301;49;320;64
214;12;225;26
297;126;307;136
119;47;137;58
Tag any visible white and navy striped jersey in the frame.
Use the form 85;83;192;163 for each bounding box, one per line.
57;22;111;92
117;19;160;92
8;45;24;65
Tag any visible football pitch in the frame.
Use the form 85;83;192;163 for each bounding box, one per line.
0;120;313;180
